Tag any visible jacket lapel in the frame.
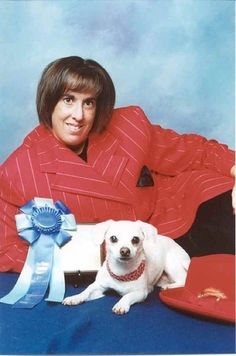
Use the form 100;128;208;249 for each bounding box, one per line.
37;128;129;203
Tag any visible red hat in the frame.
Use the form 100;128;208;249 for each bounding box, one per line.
159;254;235;323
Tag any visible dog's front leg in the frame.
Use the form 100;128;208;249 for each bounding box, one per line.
112;289;148;315
63;282;106;306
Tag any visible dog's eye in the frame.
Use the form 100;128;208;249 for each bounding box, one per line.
132;236;140;244
110;235;118;243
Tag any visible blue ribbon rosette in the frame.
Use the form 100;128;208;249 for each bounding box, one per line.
0;198;77;308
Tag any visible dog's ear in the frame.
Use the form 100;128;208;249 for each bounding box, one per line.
136;220;158;242
93;219;114;245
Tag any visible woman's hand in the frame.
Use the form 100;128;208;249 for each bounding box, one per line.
230;165;236;212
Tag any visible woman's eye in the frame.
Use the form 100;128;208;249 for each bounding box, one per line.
63;96;73;104
110;235;118;243
84;99;96;108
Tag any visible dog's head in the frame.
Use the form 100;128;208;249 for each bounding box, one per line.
94;220;158;262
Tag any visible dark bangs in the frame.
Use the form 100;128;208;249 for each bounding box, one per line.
63;70;103;97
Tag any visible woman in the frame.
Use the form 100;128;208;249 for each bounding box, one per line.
0;56;235;272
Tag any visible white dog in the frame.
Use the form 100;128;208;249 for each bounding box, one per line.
63;220;190;314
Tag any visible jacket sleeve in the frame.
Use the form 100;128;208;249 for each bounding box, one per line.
145;118;235;177
0;169;28;272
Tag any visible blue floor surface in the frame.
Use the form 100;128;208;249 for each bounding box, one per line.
0;272;235;354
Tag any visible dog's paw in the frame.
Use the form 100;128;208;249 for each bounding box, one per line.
112;302;130;315
62;295;85;306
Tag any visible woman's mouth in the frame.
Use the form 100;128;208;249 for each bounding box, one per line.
66;123;83;133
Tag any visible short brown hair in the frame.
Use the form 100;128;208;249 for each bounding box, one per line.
36;56;116;133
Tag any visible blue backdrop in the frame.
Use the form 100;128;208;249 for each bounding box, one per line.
0;0;234;163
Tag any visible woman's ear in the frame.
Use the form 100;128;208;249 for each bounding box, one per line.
93;219;114;245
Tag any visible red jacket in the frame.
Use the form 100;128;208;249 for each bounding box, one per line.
0;106;234;271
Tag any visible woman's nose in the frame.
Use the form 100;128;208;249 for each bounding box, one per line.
72;104;84;121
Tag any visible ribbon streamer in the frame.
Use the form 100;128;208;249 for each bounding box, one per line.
0;198;76;308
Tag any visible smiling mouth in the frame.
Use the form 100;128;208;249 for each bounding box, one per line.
66;123;83;133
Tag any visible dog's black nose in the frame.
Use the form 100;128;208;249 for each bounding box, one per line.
120;247;131;257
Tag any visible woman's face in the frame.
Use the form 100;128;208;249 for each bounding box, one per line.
51;90;97;154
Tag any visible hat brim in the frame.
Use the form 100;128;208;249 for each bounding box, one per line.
159;287;235;323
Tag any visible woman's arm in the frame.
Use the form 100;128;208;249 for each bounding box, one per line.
0;170;28;272
147;123;234;178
